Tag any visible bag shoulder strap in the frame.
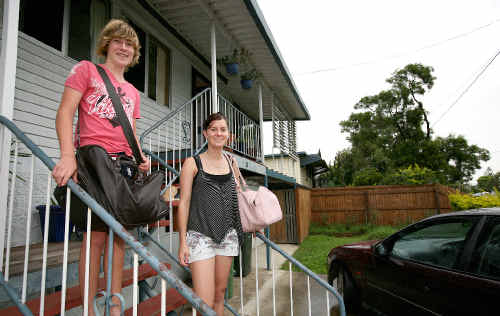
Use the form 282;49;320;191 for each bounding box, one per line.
95;64;144;164
193;155;203;171
224;153;247;189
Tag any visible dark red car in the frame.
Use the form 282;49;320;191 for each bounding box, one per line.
327;208;500;316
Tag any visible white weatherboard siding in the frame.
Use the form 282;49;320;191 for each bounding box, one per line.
171;49;192;107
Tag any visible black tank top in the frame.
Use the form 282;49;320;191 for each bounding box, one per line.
187;155;243;245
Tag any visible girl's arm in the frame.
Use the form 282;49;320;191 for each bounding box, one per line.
52;86;82;186
177;157;197;266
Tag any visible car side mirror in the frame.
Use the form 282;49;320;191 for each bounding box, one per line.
374;243;389;257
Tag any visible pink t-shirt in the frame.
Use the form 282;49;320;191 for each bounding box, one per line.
65;60;141;156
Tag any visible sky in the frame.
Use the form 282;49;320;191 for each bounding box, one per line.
256;0;499;183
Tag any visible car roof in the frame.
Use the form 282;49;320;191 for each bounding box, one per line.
426;208;500;220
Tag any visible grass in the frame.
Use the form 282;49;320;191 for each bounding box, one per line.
281;224;398;275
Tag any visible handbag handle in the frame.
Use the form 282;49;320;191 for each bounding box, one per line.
95;64;144;164
224;153;247;190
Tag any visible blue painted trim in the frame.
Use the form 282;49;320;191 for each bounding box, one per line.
266;168;296;184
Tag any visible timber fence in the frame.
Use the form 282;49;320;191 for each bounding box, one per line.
311;184;452;226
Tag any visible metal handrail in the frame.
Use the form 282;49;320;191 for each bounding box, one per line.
0;115;217;316
256;232;346;316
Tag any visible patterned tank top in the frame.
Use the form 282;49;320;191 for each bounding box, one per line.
187;155;243;245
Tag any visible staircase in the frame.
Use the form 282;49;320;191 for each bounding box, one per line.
0;88;345;316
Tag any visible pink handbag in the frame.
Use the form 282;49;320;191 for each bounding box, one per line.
226;154;283;232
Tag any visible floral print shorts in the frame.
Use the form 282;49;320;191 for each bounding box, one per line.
186;229;239;263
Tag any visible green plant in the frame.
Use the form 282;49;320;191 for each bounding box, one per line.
240;68;261;81
449;190;500;211
218;48;251;65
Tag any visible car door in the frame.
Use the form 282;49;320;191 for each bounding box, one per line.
452;215;500;316
366;216;481;316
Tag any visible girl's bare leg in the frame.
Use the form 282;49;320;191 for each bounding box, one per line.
190;257;216;310
214;256;233;316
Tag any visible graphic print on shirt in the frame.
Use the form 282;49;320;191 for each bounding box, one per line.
86;77;135;127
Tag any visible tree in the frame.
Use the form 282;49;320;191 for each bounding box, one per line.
329;63;489;187
477;168;500;192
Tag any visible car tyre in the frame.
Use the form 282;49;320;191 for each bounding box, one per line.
336;265;361;313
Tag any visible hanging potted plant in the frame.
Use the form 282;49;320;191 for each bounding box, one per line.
218;48;251;76
240;68;261;90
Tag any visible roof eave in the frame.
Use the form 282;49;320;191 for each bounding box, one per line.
243;0;311;121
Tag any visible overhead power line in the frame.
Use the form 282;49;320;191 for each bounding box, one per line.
296;17;500;76
431;47;500;127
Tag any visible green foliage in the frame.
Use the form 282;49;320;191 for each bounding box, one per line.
217;48;251;65
476;167;500;192
353;167;383;186
326;63;489;187
382;164;438;185
240;68;261;81
449;192;500;211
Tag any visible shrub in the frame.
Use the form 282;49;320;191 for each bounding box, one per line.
449;191;500;211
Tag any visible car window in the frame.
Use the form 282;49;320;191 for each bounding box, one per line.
470;218;500;280
391;218;477;270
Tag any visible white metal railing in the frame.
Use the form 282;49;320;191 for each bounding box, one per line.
232;233;346;316
140;88;263;253
0;116;216;316
218;94;262;161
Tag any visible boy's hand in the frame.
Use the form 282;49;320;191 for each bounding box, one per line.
52;155;78;186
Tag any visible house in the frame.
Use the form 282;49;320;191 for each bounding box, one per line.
265;150;329;188
0;0;323;314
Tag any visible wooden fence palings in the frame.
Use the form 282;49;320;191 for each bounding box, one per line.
310;184;452;226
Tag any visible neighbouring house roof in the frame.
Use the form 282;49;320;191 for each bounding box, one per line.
142;0;310;122
298;151;329;176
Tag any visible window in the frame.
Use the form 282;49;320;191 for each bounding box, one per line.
470;218;500;280
125;21;171;107
391;218;478;270
19;0;109;61
19;0;65;50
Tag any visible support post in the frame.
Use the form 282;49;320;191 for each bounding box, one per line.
434;185;441;215
258;84;264;163
210;21;218;113
0;0;21;273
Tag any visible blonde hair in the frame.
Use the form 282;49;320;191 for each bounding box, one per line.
96;19;141;67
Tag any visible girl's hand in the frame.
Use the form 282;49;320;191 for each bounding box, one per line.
52;155;78;186
178;242;190;267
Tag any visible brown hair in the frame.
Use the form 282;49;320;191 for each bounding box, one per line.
203;112;228;130
96;19;141;67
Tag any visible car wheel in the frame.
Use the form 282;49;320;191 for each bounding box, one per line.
336;265;360;313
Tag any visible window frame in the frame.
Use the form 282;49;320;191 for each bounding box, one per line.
124;16;173;108
467;216;500;281
381;215;482;271
19;0;110;61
